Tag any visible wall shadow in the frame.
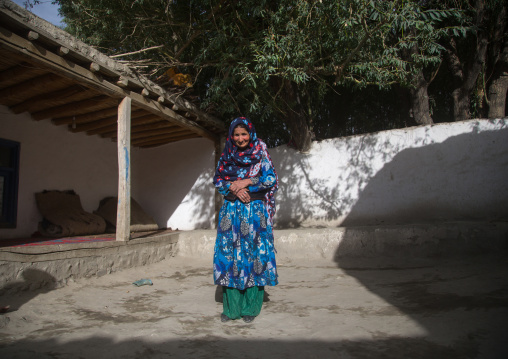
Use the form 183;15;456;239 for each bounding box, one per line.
332;125;508;357
0;269;57;313
341;126;508;226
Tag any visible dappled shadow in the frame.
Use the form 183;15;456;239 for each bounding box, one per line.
133;138;216;230
271;120;508;228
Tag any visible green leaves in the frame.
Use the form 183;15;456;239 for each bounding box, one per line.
55;0;471;146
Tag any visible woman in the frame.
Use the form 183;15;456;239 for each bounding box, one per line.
213;117;279;323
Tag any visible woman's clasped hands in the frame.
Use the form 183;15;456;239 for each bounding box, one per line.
229;179;252;203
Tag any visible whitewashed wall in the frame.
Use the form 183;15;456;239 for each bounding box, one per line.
270;118;508;227
133;138;216;231
1;104;507;239
0;106;118;239
0;106;216;239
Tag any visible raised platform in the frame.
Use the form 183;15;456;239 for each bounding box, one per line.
0;230;179;292
1;222;507;293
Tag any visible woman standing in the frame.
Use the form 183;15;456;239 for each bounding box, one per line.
213;117;279;323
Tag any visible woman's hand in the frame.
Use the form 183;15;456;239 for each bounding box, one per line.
229;179;252;195
236;188;251;203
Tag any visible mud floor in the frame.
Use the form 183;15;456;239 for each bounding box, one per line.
1;256;507;359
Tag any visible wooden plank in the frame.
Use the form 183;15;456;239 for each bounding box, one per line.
10;85;96;114
116;96;131;242
126;127;189;140
0;64;45;87
52;106;120;126
31;95;114;120
99;120;178;138
0;26;219;141
132;132;199;146
135;133;201;147
82;114;160;136
0;72;66;102
130;120;179;133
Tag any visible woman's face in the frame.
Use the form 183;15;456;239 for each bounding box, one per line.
233;126;250;150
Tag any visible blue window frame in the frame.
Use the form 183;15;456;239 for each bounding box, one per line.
0;138;20;228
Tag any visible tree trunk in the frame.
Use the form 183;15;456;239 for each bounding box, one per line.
487;23;508;118
487;74;508;118
273;78;313;152
444;0;488;122
409;70;433;125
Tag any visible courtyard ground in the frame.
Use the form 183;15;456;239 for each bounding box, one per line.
1;253;507;358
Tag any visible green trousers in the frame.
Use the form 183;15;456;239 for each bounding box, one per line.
222;286;264;320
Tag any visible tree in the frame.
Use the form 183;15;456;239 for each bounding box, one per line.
432;0;507;122
485;3;507;118
52;0;469;151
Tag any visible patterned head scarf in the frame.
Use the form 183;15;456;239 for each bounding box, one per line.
214;117;279;220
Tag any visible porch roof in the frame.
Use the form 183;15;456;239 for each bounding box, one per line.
0;0;225;148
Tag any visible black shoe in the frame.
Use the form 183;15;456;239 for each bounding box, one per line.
221;314;231;322
243;315;255;323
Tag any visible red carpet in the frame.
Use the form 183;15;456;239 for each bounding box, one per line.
0;236;116;248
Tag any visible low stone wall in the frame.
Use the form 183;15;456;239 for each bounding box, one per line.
176;222;508;263
2;223;506;292
0;233;178;292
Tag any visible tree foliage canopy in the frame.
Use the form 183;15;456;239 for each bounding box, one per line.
34;0;505;149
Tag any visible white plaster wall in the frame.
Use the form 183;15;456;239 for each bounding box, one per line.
270;118;508;227
132;138;216;231
0;106;217;239
0;106;119;239
2;104;507;239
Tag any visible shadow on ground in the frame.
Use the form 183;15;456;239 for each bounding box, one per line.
0;335;482;359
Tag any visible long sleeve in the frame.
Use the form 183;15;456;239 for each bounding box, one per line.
248;150;276;193
213;167;231;196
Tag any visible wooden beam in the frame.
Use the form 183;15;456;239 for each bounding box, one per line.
58;46;69;56
0;64;43;85
131;120;179;133
116;97;131;242
89;62;101;73
0;72;64;100
127;127;189;140
52;106;120;126
84;114;161;136
67;110;150;132
134;133;200;147
96;119;178;138
131;132;198;145
0;26;219;141
27;31;39;41
32;95;113;120
116;76;130;88
141;88;150;97
9;85;95;114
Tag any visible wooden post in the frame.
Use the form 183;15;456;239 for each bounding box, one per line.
214;135;226;228
116;97;131;241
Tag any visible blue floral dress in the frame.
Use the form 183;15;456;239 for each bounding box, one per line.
213;150;278;290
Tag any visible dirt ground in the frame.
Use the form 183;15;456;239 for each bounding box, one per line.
1;255;507;359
